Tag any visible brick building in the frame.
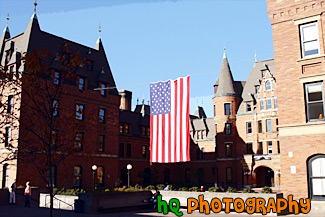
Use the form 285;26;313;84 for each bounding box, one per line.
266;0;325;199
0;9;281;190
0;12;121;189
2;1;323;200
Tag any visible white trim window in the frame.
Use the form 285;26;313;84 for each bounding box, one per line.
260;100;265;110
266;119;272;132
265;81;272;91
246;122;252;134
300;22;320;58
246;102;252;112
267;99;272;110
305;82;324;122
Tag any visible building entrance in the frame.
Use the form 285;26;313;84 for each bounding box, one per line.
255;166;274;187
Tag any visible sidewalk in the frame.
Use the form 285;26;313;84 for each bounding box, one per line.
0;205;322;217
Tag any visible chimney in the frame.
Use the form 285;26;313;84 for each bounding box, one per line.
119;90;132;111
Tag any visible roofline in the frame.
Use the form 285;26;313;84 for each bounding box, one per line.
4;32;24;42
41;30;100;52
255;58;274;63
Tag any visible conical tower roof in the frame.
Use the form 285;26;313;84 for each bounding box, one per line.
216;49;236;96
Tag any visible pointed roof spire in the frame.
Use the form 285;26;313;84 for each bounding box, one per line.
223;45;226;59
1;12;10;39
0;14;11;60
25;0;40;35
95;22;104;50
3;12;10;33
216;48;236;96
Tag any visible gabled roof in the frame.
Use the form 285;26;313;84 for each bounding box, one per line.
0;12;118;95
190;118;215;140
194;106;207;119
237;59;275;115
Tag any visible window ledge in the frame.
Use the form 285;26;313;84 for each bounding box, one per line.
297;54;325;63
279;121;325;128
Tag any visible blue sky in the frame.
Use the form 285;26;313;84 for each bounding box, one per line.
0;0;274;117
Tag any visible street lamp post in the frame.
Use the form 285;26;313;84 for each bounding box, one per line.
127;164;132;188
92;165;97;190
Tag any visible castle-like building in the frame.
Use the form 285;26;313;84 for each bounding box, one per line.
0;0;324;203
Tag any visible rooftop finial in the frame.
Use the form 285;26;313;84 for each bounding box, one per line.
223;44;226;59
6;12;9;27
99;22;101;38
254;50;257;62
34;0;38;13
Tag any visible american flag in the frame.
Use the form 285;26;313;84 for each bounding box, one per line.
150;76;190;163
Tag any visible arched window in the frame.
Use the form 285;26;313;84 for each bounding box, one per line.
308;155;325;200
73;166;82;188
97;166;104;187
2;164;9;188
265;81;271;91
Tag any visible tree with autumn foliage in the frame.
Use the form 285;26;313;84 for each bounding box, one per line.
7;43;91;217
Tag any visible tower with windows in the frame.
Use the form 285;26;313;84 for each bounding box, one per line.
212;49;242;187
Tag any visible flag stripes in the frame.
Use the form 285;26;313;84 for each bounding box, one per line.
150;76;190;163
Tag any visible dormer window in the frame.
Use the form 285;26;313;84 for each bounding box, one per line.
100;83;106;96
246;102;252;112
78;77;85;91
261;69;267;78
265;81;271;91
255;85;260;94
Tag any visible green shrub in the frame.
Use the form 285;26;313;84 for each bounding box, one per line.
226;187;237;193
261;186;272;193
178;187;188;191
208;187;221;192
55;188;86;196
144;185;156;190
243;187;255;193
189;187;200;192
168;184;176;191
156;184;165;190
134;184;143;190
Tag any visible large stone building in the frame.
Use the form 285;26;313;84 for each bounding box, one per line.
1;1;323;202
266;0;325;200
